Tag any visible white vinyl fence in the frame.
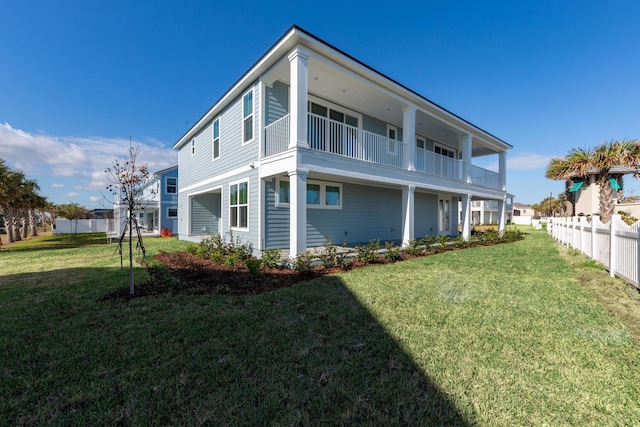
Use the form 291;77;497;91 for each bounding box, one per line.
549;215;640;289
54;218;111;234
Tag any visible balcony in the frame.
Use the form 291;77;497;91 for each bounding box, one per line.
264;113;502;190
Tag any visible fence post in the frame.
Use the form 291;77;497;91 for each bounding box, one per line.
591;217;597;263
610;215;618;278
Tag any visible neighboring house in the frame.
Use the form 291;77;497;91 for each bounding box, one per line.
512;202;534;225
113;165;178;237
570;168;640;218
459;199;513;225
173;25;511;255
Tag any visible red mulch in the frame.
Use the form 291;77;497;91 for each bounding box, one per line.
100;251;367;300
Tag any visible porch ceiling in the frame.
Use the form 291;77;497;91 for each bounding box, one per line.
264;56;499;157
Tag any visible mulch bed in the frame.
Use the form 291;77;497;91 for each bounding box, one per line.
100;251;363;300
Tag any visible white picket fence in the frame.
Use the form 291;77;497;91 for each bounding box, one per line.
549;215;640;289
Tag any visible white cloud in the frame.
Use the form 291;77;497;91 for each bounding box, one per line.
507;152;552;171
0;123;178;207
89;195;102;202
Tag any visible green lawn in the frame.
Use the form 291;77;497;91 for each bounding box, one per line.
1;231;639;425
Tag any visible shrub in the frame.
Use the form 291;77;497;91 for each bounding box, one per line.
261;248;283;270
384;241;402;262
423;235;436;253
210;250;224;263
186;244;198;255
292;251;314;275
405;239;423;256
318;239;348;269
224;254;239;270
245;259;262;277
435;235;449;251
355;239;379;264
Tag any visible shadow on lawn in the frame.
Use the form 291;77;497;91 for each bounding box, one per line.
0;267;475;425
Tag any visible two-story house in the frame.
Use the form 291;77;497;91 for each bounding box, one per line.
113;165;178;237
173;26;511;255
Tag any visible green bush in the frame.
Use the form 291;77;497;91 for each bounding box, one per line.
384;241;402;262
292;251;314;275
245;259;262;277
355;239;380;264
261;248;283;269
224;254;239;270
405;239;423;256
318;239;348;269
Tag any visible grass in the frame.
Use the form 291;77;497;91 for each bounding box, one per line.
1;230;640;425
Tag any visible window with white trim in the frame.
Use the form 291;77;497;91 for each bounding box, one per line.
276;179;342;209
212;118;220;160
435;144;456;158
387;124;397;155
242;90;253;143
230;180;249;229
191;139;196;155
167;207;178;218
166;177;177;194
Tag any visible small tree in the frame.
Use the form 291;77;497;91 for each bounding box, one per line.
105;145;153;295
56;203;92;235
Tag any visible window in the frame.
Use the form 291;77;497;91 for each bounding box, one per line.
212;118;220;160
277;179;290;205
166;177;177;194
325;185;340;206
387;125;397;155
243;90;253;143
307;184;321;205
230;180;249;229
276;179;342;209
435;144;456;158
191;139;196;155
167;208;178;218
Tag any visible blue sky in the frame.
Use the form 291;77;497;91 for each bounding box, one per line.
1;0;639;208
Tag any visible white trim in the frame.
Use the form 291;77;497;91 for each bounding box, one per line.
229;178;250;231
180;164;257;193
242;88;255;145
165;177;177;195
276;178;342;210
307;96;363;127
212;117;221;161
386;124;398;155
167;207;178;218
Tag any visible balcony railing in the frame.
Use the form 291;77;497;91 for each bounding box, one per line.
264;113;502;190
415;147;463;181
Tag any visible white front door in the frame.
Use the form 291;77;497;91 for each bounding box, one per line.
439;199;450;234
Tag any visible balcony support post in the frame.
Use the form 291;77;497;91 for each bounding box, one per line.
402;185;415;247
461;194;472;240
498;196;507;235
288;168;308;257
403;106;417;171
288;47;309;149
499;151;507;191
462;134;472;183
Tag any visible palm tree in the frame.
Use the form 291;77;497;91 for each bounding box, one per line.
546;140;640;223
56;203;92;235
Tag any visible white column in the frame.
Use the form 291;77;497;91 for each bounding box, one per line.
610;214;618;278
289;169;308;257
498;197;507;234
402;185;415;246
462;134;472;183
288;48;309;149
461;194;472;239
402;106;417;171
499;150;507;191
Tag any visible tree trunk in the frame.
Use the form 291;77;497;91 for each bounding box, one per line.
10;210;21;242
29;210;38;237
3;209;14;243
21;214;28;239
598;175;615;223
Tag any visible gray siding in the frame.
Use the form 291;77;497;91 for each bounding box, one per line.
265;181;426;249
265;81;289;126
362;114;386;136
178;81;261;189
264;179;290;249
415;192;439;238
190;193;220;235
